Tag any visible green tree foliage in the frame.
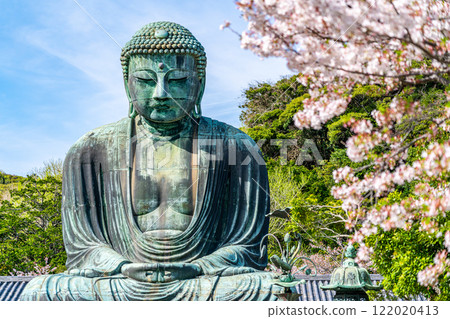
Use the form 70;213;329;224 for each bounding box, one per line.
366;225;448;300
0;171;25;185
240;77;375;251
0;171;25;201
240;76;332;164
241;76;449;299
30;159;63;180
0;164;66;275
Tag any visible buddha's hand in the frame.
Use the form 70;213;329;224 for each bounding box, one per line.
67;268;103;278
120;263;153;282
147;263;202;283
121;263;202;283
220;266;257;277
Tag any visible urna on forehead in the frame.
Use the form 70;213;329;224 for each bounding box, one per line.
121;21;207;80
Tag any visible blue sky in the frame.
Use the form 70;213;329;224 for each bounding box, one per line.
0;1;292;176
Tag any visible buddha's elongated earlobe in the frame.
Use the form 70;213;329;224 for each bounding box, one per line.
193;102;202;118
124;78;137;118
129;102;137;119
193;77;205;119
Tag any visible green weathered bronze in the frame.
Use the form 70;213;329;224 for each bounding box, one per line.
320;245;382;301
20;21;281;301
261;231;317;301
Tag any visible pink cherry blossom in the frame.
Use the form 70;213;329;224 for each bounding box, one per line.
417;250;449;289
234;0;450;289
444;231;450;252
219;20;231;30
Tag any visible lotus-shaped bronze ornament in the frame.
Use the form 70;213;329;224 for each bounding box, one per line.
260;231;317;300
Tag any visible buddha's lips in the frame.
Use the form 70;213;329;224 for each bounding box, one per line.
152;104;171;109
149;103;179;109
147;99;189;109
133;98;189;108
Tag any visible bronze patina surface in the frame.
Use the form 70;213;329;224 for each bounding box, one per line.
20;21;281;301
321;245;382;301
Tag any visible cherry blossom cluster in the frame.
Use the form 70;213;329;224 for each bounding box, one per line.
10;257;57;276
231;0;450;289
335;141;450;225
417;250;449;288
234;0;449;127
335;140;450;290
356;243;374;263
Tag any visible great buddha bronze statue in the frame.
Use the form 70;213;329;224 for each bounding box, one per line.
20;21;281;301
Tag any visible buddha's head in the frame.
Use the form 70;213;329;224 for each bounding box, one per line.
121;22;207;123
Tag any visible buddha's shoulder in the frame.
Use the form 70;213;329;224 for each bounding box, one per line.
68;118;130;151
200;116;254;142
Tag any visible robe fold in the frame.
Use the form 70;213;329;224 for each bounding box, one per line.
20;116;281;301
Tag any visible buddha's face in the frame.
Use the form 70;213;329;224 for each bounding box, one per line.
127;54;201;123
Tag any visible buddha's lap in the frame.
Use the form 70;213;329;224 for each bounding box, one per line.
20;271;281;301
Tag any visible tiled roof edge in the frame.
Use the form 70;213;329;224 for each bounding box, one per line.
0;276;35;282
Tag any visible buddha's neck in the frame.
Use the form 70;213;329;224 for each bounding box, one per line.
139;116;194;139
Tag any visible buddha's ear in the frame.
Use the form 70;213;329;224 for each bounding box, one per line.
124;77;132;102
193;76;205;119
124;77;136;118
195;76;205;107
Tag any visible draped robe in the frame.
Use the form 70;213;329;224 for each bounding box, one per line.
20;116;280;301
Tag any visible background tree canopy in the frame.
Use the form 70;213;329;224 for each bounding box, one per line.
0;160;65;275
0;171;25;202
240;76;449;300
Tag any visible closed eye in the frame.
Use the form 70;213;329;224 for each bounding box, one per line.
135;77;156;83
168;76;188;82
132;71;156;82
168;69;192;82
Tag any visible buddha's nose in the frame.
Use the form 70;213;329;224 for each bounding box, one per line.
153;81;170;100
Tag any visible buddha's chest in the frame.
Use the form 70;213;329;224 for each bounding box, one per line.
131;138;197;236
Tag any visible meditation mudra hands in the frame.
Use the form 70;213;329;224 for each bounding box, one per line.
120;263;203;283
67;263;257;282
120;264;258;282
